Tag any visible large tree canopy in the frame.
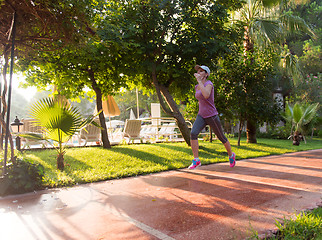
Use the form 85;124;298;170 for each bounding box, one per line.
0;0;97;154
15;1;126;148
99;0;243;144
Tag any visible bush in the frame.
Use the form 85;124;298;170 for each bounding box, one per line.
234;131;247;138
318;129;322;138
274;208;322;240
257;125;290;139
0;158;44;196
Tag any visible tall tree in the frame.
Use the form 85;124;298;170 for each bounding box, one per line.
216;47;281;145
15;1;125;148
100;0;242;145
232;0;315;143
0;0;93;154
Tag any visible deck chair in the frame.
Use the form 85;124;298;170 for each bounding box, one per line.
123;119;142;143
163;122;177;139
20;118;48;149
78;119;101;146
140;125;158;139
158;123;169;135
158;122;177;140
111;127;123;140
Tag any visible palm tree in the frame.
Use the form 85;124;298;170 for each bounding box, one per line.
282;102;319;145
232;0;315;143
22;98;99;170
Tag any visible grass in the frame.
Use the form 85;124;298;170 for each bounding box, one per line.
17;137;322;188
253;207;322;239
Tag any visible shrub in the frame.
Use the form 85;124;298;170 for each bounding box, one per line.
257;125;290;139
274;208;322;240
318;129;322;138
0;158;44;196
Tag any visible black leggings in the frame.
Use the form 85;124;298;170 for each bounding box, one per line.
190;115;228;143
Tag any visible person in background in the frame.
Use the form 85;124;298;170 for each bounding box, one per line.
189;65;236;169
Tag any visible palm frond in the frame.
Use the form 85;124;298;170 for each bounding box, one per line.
301;103;320;126
279;13;315;38
19;133;44;141
28;97;97;144
281;52;303;85
286;102;320;133
292;102;303;125
255;19;281;42
282;102;293;122
19;132;53;147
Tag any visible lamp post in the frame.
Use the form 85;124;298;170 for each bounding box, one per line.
10;116;23;151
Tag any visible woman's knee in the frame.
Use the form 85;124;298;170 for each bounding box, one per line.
219;136;228;144
190;131;199;140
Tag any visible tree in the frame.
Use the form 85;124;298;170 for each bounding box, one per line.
100;0;242;145
232;0;315;143
286;0;321;76
299;41;321;75
282;102;319;145
215;47;281;145
0;0;94;161
16;0;128;149
22;97;98;170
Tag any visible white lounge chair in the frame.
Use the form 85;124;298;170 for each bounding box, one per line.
123;119;142;143
159;122;177;139
78;119;101;146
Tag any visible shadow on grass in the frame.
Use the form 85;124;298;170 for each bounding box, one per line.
156;143;228;162
110;146;189;169
199;145;227;156
153;142;191;154
22;149;93;186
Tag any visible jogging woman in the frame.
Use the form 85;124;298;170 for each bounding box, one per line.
189;65;236;169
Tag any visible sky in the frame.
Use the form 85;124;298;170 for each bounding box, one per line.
12;73;37;101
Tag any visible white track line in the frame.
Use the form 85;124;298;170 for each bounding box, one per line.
107;207;176;240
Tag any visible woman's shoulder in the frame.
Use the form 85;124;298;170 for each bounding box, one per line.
204;80;213;86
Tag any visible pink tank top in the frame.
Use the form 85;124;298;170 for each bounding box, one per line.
195;80;218;118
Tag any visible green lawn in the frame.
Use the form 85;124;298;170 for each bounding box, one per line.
19;138;322;188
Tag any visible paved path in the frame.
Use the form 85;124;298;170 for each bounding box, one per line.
0;149;321;240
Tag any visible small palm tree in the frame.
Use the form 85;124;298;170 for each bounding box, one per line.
282;102;319;145
22;98;100;170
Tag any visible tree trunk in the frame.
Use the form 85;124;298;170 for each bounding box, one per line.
244;27;256;144
0;47;10;151
1;45;15;163
246;118;257;143
292;131;301;146
243;26;254;57
88;69;111;149
151;66;191;145
210;128;213;143
57;153;64;171
238;119;243;146
159;85;191;145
